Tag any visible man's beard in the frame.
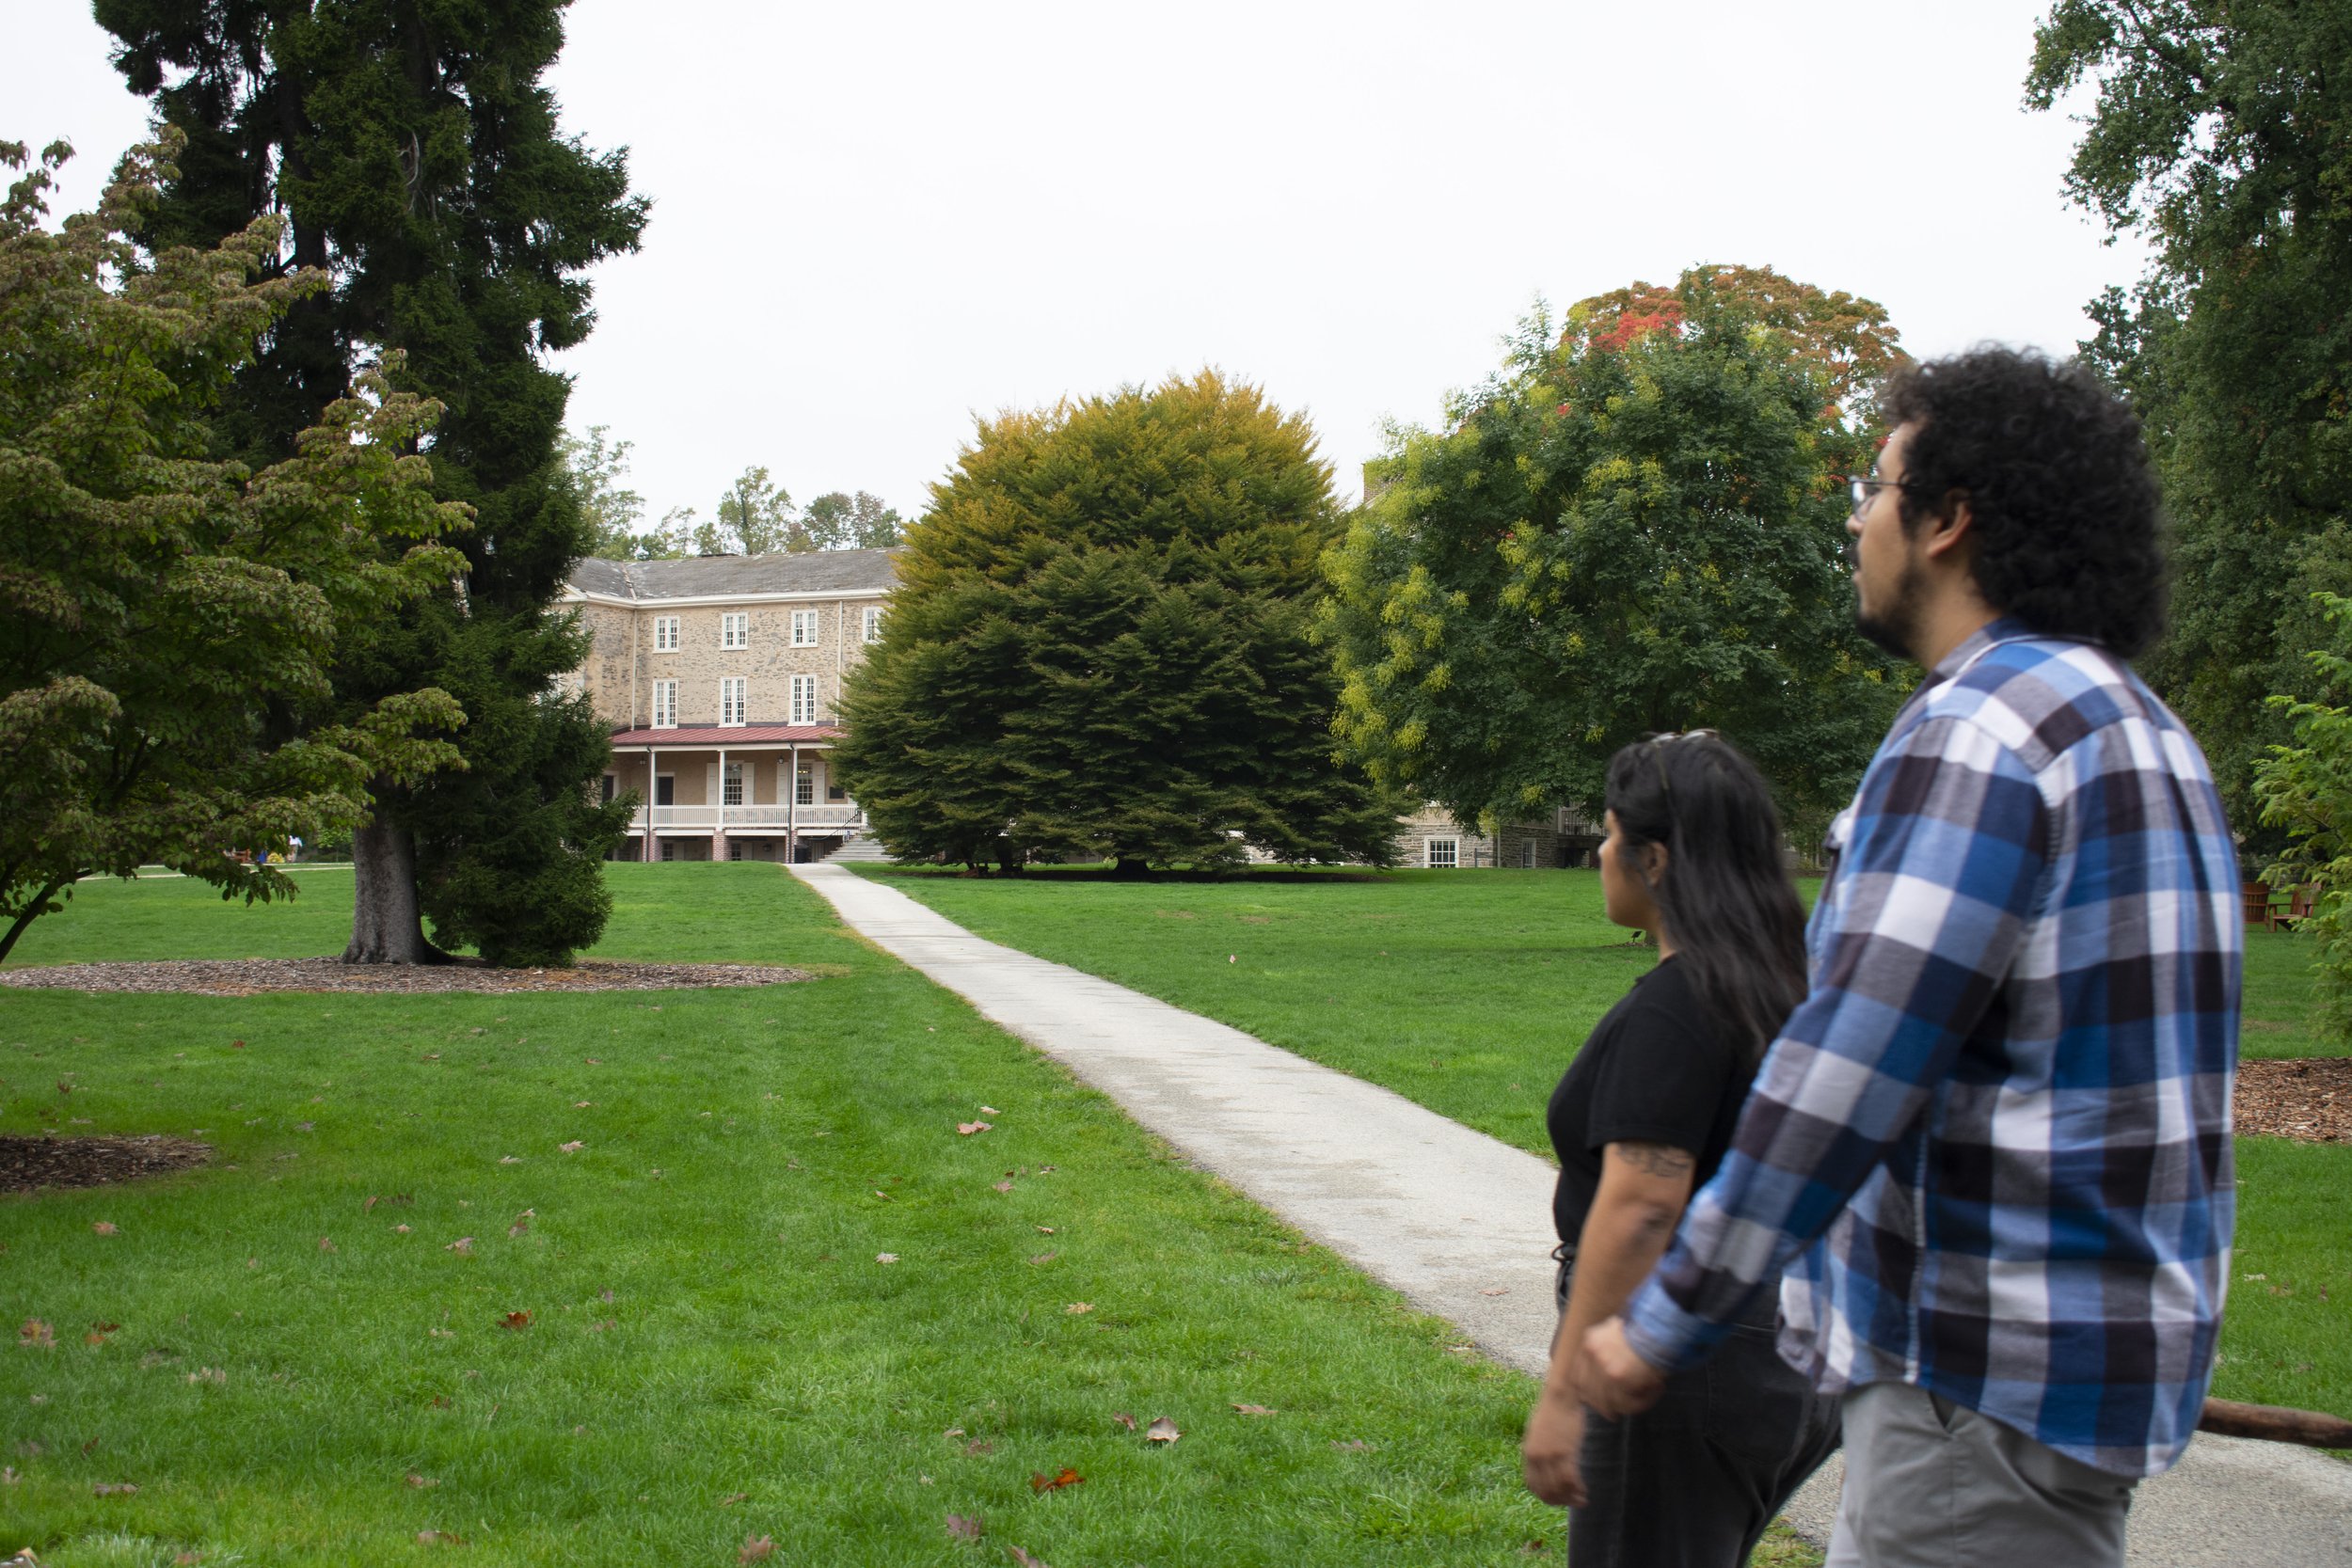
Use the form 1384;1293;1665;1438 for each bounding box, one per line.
1852;556;1927;661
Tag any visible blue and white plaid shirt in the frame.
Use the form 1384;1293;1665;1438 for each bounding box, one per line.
1623;623;2240;1478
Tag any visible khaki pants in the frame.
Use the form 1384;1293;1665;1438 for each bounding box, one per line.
1826;1382;2135;1568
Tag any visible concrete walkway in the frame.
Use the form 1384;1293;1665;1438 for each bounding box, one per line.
790;863;2352;1566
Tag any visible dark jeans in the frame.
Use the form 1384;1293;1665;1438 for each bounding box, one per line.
1556;1261;1841;1568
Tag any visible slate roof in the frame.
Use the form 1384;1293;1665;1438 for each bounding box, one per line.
567;548;898;602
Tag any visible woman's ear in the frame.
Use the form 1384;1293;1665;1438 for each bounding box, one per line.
1642;841;1668;886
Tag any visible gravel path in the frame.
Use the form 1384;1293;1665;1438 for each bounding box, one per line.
791;863;2352;1566
0;957;815;995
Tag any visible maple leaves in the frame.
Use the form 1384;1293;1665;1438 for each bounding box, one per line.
1028;1466;1083;1494
957;1120;993;1136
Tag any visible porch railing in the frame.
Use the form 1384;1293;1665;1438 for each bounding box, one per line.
638;803;865;831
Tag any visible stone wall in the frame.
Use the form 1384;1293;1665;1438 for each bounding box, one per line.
574;593;888;729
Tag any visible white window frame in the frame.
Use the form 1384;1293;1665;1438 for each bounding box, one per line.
861;605;882;643
654;615;679;652
795;765;815;806
720;676;747;727
1519;840;1538;869
651;679;677;729
791;609;820;647
1425;837;1459;869
720;611;749;650
789;673;818;725
722;759;745;806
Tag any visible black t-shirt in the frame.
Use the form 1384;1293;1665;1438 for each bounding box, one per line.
1547;956;1756;1248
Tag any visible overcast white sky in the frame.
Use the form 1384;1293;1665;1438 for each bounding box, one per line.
12;0;2145;523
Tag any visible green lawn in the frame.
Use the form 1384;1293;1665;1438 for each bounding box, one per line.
2;866;1582;1566
860;864;2352;1422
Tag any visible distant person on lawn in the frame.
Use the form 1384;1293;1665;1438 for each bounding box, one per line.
1521;732;1840;1564
1576;348;2241;1566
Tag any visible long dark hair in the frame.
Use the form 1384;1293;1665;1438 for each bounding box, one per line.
1605;734;1807;1063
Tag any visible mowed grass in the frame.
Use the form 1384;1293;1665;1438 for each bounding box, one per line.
862;864;2352;1422
1;866;1569;1566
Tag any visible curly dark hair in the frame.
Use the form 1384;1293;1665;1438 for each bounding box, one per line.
1882;347;2167;657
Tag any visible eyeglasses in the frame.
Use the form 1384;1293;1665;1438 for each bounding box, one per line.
1846;474;1929;513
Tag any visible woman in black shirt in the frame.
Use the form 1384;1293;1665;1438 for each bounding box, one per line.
1521;734;1839;1566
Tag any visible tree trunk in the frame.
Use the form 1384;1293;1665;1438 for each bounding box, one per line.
343;821;446;964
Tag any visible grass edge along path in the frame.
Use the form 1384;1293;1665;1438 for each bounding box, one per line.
853;865;2351;1428
4;864;1637;1567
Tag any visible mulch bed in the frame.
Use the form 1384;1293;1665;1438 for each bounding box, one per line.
0;957;814;995
2236;1057;2350;1145
1;1133;213;1195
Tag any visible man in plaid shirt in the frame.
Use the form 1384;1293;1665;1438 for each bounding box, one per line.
1579;349;2239;1565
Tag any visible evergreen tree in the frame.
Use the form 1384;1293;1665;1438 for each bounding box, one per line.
98;0;646;963
833;372;1401;873
1320;268;1909;844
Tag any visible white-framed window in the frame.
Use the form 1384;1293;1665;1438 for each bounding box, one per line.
1426;837;1459;869
660;839;678;862
651;679;677;729
861;605;882;643
789;673;818;725
721;611;748;650
1519;840;1538;869
796;766;815;805
653;615;679;652
722;760;745;805
791;609;819;647
720;676;747;726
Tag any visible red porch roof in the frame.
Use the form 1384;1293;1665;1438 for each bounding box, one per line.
607;723;845;746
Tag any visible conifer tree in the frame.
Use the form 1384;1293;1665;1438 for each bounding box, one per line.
97;0;645;963
834;372;1400;873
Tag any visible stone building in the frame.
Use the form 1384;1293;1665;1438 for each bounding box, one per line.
563;549;896;863
1394;804;1602;869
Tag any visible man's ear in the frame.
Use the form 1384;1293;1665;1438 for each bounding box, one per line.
1919;493;1976;562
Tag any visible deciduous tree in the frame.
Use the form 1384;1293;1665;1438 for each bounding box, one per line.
833;372;1401;872
1319;267;1909;841
803;490;903;550
2028;0;2352;830
0;135;467;962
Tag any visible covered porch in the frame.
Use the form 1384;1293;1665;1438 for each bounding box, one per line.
603;724;866;863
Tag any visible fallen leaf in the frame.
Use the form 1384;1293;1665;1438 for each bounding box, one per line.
1232;1402;1277;1416
1228;954;1237;963
1063;1302;1091;1315
498;1155;521;1165
93;1481;139;1496
738;1537;776;1563
19;1319;53;1349
430;1328;454;1338
1112;1412;1136;1431
187;1367;226;1386
575;1101;592;1108
957;1121;993;1135
1145;1417;1181;1443
406;1473;440;1488
876;1253;899;1265
559;1141;583;1154
1331;1438;1375;1451
294;1121;314;1132
1479;1287;1510;1297
586;1057;601;1064
1029;1466;1083;1493
1008;1548;1052;1568
500;1311;532;1330
978;1105;1000;1116
943;1426;966;1438
946;1513;983;1540
231;1039;245;1049
964;1439;994;1456
508;1216;531;1239
1035;1225;1057;1234
365;1196;380;1212
447;1237;473;1256
993;1180;1014;1194
1027;1252;1057;1265
1037;1165;1057;1174
416;1529;465;1545
92;1221;119;1236
719;1491;749;1506
318;1236;336;1253
394;1224;412;1234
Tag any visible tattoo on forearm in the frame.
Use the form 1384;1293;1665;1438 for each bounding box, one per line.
1610;1142;1695;1179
